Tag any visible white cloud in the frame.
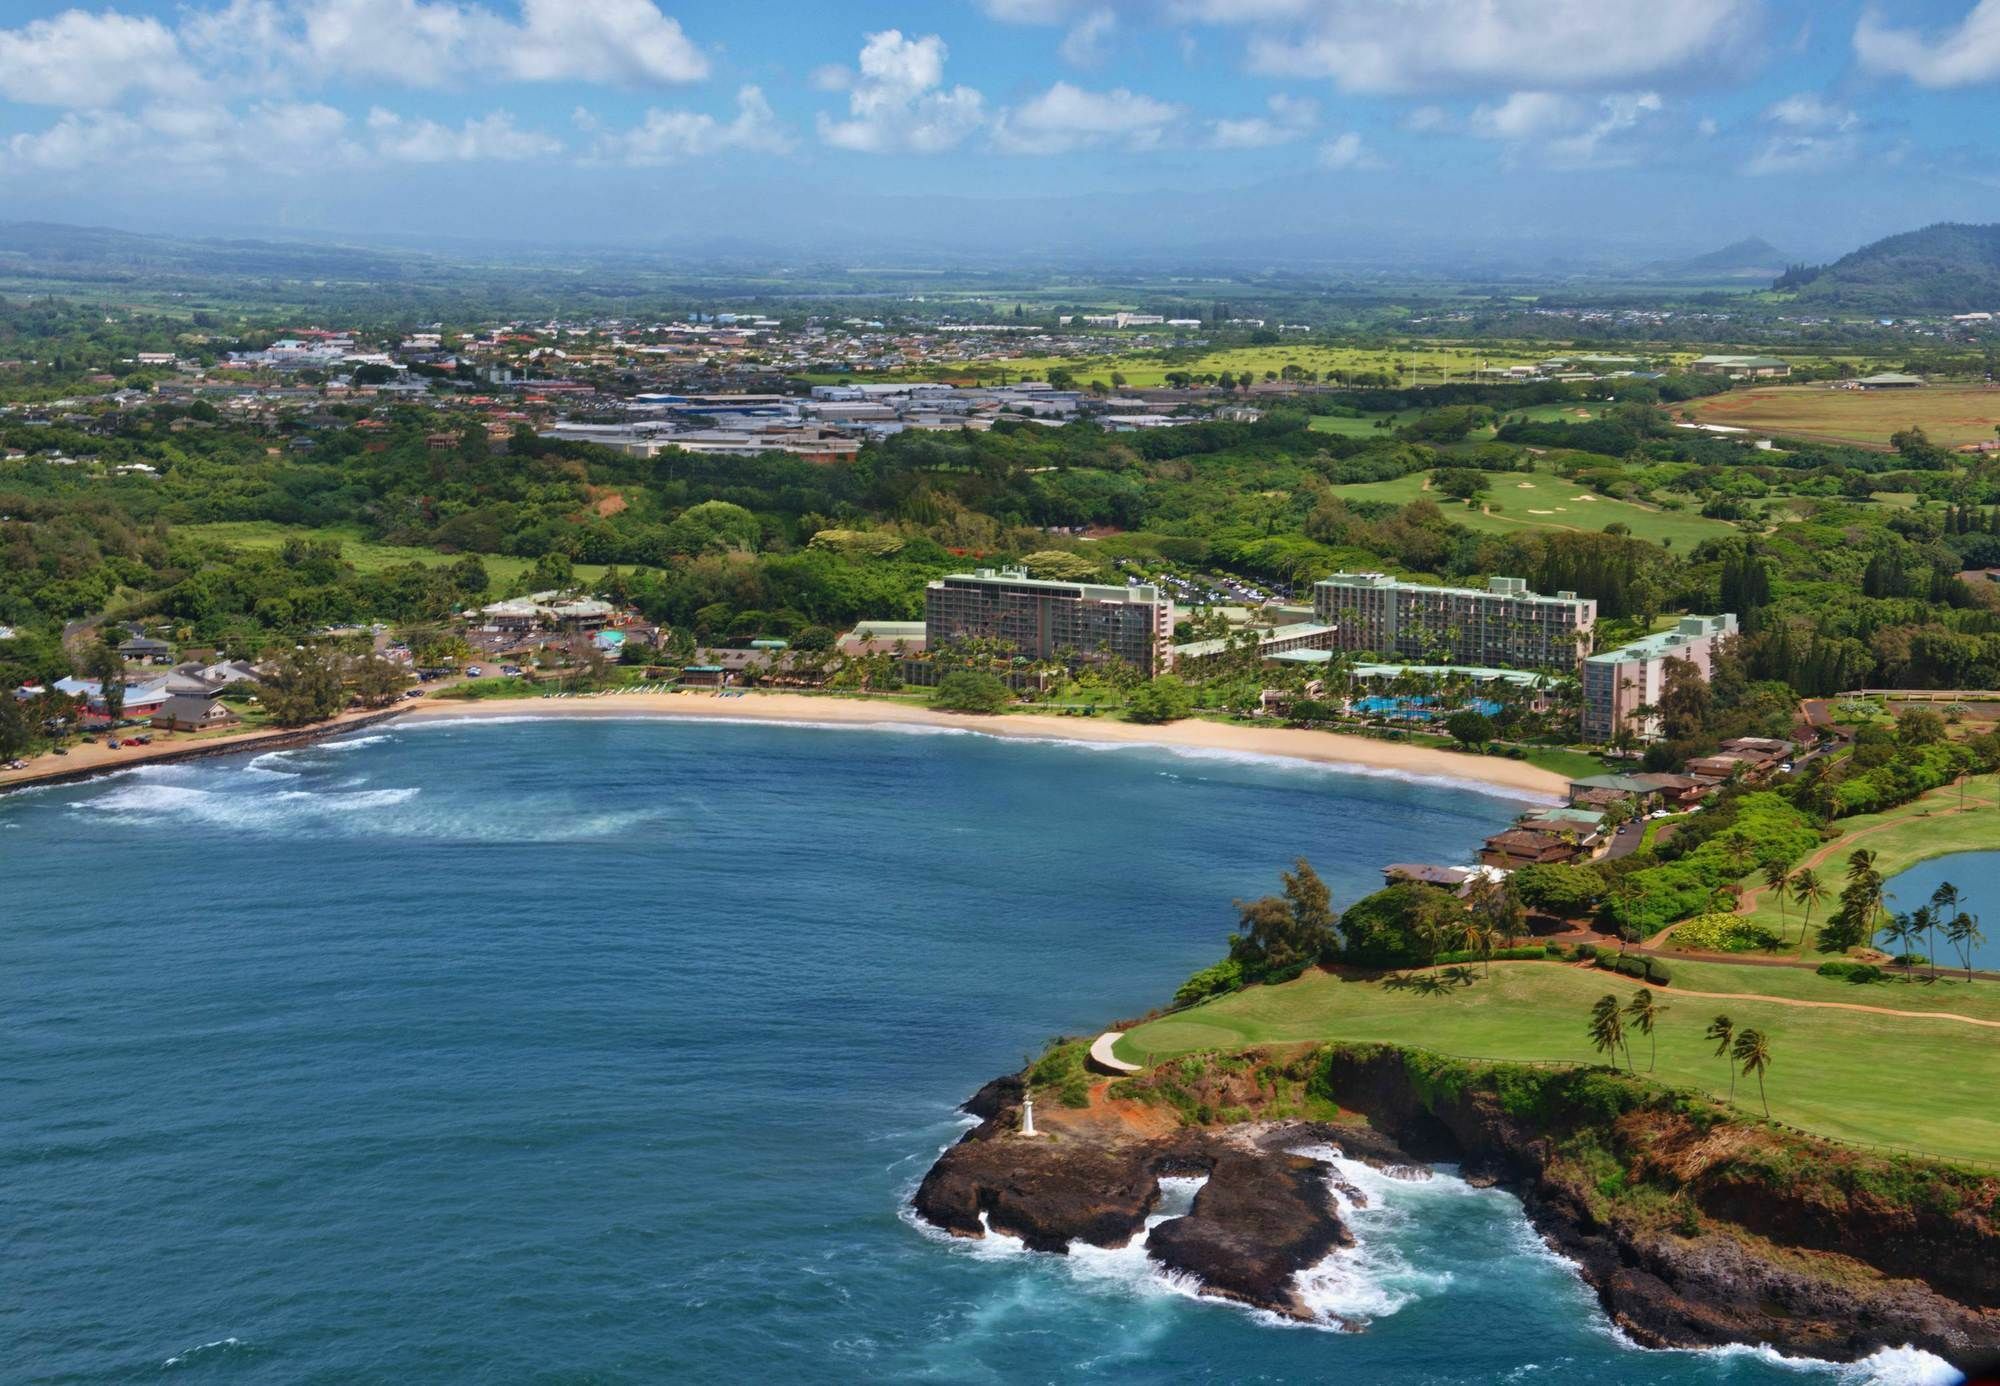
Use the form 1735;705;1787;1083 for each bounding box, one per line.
1316;130;1379;168
1058;7;1119;65
1856;1;2000;87
180;0;708;92
1;99;362;176
1764;92;1858;132
0;10;198;107
1469;91;1579;140
1402;103;1452;133
1543;90;1661;168
993;81;1180;153
1229;0;1756;94
366;108;563;161
587;86;793;165
1205;92;1317;147
1466;89;1664;167
817;30;986;153
1742;91;1860;175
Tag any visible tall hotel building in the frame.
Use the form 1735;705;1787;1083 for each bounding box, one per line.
1313;572;1598;672
1582;614;1739;743
924;568;1175;675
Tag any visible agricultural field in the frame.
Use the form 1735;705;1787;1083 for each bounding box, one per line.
888;342;1561;389
1325;469;1741;549
177;522;609;587
1681;382;2000;450
1113;959;2000;1163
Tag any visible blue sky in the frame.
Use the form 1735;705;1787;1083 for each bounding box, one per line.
3;1;2000;262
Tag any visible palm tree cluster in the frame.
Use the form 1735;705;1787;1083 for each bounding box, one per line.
1587;998;1775;1116
1884;882;1985;982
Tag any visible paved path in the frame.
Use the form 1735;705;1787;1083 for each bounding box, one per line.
1584;965;2000;1029
1088;1031;1144;1075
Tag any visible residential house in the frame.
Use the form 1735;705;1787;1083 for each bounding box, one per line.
152;695;242;733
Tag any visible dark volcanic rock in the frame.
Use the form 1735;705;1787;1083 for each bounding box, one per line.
1146;1150;1353;1320
960;1075;1023;1123
912;1135;1162;1251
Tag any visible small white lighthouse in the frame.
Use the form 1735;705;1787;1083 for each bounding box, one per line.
1020;1091;1037;1137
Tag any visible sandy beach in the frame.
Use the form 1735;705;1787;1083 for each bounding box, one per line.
400;691;1571;799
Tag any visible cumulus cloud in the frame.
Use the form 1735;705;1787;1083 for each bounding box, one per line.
295;0;708;87
1205;92;1317;147
992;81;1179;153
1227;0;1756;93
1743;90;1860;175
1856;1;2000;87
124;0;711;95
1058;7;1119;65
1316;130;1379;169
2;100;362;176
1466;89;1662;167
366;108;564;162
0;10;199;107
586;86;793;165
817;30;986;153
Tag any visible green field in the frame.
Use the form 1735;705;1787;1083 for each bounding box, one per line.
1116;961;2000;1163
1327;471;1739;549
1684;382;2000;450
177;522;609;587
874;343;1561;389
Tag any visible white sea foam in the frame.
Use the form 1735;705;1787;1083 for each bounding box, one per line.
312;733;394;752
163;1336;243;1367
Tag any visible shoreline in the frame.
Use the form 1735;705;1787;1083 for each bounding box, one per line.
0;702;414;797
398;691;1570;800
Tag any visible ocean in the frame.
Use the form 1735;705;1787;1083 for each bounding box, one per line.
0;718;1960;1384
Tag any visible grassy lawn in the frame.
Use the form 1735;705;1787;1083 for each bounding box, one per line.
1307;414;1392;437
1726;775;2000;953
1115;961;2000;1163
1683;382;2000;450
1327;470;1737;549
176;522;609;587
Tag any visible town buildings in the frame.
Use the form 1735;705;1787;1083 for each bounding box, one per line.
924;567;1175;675
1581;614;1739;743
1313;573;1598;672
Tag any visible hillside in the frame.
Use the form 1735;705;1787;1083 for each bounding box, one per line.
1777;221;2000;311
1643;236;1787;280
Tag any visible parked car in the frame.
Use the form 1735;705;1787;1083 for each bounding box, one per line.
466;666;483;677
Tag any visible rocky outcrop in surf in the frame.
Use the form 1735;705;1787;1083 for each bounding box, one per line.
916;1043;2000;1368
912;1093;1396;1320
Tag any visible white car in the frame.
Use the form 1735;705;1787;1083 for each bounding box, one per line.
466;665;483;677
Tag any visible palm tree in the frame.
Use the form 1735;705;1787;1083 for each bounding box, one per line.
1705;1014;1737;1101
1624;987;1668;1072
1589;993;1631;1072
1789;868;1826;950
1762;860;1791;933
1732;1028;1774;1117
1845;848;1887;950
1929;883;1961;983
1883;911;1918;974
1946;910;1986;982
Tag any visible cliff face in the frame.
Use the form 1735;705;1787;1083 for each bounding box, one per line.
914;1045;2000;1366
1316;1046;2000;1363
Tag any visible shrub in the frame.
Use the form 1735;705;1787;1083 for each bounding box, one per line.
1571;942;1600;961
1816;960;1888;984
1026;1038;1094;1107
1643;959;1673;986
1173;958;1244;1007
1668;911;1784;953
1434;945;1557;965
933;670;1012;714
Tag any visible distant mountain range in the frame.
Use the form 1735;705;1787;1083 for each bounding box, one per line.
1641;237;1789;281
1774;222;2000;312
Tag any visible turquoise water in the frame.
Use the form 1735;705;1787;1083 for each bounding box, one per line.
0;718;1960;1384
1885;852;2000;972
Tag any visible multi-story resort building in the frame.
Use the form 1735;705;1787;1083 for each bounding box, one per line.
1312;573;1598;672
1581;614;1740;743
924;568;1175;675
